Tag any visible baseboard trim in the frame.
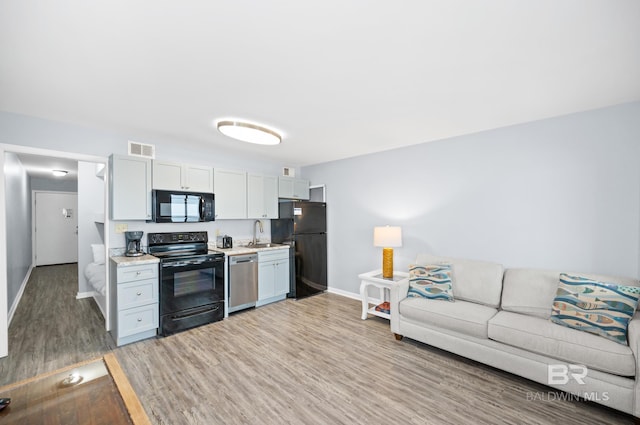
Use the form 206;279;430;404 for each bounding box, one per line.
8;264;34;325
327;287;382;305
327;287;360;301
76;291;97;300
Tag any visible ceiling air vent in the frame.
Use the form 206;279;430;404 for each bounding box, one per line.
282;167;295;177
128;141;155;159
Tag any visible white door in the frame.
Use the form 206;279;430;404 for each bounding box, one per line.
35;192;78;266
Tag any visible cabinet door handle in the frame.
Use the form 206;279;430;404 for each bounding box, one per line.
136;271;141;275
136;291;142;296
137;318;142;322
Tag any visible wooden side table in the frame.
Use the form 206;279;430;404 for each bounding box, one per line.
358;270;408;320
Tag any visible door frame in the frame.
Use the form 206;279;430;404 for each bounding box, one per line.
32;190;79;266
0;143;110;358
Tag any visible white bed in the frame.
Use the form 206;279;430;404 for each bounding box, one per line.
86;244;107;318
84;261;106;295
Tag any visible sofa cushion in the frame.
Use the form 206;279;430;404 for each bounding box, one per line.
501;268;639;320
550;273;640;345
488;311;635;376
414;255;503;308
400;297;498;339
407;264;454;301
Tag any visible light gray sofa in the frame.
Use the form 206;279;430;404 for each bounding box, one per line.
389;254;640;417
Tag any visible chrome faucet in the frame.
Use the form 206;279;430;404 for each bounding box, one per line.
251;220;263;246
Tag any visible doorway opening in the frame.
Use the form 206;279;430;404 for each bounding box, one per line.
0;144;110;360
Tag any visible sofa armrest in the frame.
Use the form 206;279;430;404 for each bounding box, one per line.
627;312;640;417
390;278;409;334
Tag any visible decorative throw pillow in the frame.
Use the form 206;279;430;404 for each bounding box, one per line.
550;273;640;345
91;244;105;264
407;264;454;302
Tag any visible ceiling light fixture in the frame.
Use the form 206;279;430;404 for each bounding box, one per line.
52;170;68;177
216;120;282;146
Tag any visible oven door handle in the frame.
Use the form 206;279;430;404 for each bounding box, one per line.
170;304;220;320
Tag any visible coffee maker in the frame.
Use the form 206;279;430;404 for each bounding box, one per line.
124;231;144;257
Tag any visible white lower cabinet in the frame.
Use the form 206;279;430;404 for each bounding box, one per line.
110;259;159;346
257;249;290;307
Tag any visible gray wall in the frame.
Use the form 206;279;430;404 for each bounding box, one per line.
3;153;32;313
0;111;288;175
0;111;293;251
0;111;292;262
31;176;78;192
301;102;640;296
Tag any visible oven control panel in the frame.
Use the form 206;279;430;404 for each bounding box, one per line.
148;231;208;245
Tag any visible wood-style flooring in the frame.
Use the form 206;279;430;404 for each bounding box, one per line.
1;264;636;424
0;264;114;386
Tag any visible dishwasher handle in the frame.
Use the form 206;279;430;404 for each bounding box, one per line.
229;254;258;265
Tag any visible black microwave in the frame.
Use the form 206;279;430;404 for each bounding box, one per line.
152;190;215;223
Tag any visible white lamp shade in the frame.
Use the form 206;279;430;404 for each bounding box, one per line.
373;226;402;248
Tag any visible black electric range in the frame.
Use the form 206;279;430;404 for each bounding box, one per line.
148;231;225;336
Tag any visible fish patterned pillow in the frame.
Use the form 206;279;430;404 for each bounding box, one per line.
407;264;454;302
550;273;640;345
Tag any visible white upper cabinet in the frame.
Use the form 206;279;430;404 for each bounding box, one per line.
152;160;213;193
110;154;152;221
278;176;310;200
247;174;278;219
185;166;214;192
213;169;247;219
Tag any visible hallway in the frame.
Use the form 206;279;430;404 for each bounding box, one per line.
0;264;113;386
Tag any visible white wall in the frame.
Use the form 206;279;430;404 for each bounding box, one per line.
77;161;105;295
0;111;289;250
109;219;271;253
3;153;32;313
31;176;78;192
0;111;289;175
301;102;640;296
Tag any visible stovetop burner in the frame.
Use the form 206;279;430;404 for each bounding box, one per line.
147;231;210;259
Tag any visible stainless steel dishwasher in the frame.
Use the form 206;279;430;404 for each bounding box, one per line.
228;253;258;313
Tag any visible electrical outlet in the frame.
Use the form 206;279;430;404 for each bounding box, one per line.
115;223;128;233
215;228;220;237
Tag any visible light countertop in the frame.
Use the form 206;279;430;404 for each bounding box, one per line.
208;242;289;256
110;254;160;266
109;244;289;263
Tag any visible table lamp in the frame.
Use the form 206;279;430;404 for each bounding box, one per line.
373;226;402;279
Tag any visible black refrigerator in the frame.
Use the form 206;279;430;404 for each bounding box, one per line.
271;201;327;299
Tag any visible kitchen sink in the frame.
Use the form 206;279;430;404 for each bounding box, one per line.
245;243;278;248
